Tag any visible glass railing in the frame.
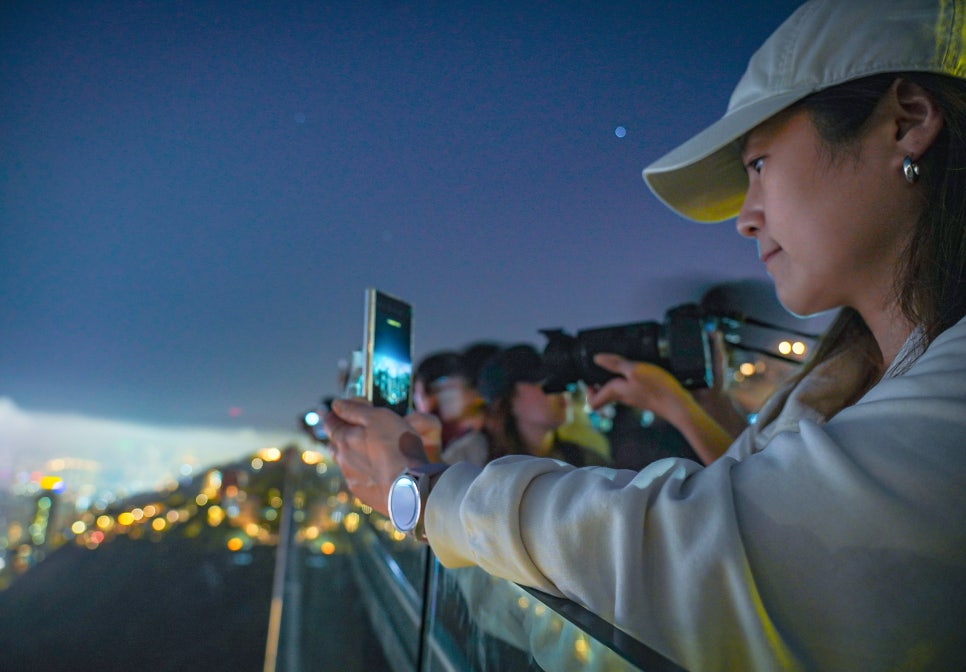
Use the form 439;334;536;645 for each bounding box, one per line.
265;450;686;672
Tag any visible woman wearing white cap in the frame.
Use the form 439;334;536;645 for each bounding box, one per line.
325;1;966;668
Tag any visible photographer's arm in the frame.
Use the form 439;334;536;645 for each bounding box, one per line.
587;353;736;464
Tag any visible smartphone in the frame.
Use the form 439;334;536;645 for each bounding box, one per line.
362;288;414;415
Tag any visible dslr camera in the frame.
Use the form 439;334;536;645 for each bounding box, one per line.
539;303;712;393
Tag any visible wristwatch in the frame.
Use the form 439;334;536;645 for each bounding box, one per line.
387;462;449;542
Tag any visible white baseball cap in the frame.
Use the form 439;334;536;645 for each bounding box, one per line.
643;0;966;223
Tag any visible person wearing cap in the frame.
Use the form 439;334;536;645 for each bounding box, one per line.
325;1;966;668
474;344;609;466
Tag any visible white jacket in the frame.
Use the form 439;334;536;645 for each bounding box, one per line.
425;317;966;671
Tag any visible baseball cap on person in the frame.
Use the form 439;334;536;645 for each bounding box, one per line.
643;0;966;223
476;345;547;405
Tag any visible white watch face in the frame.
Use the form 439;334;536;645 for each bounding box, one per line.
388;475;420;532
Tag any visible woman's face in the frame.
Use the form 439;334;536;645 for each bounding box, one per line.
511;382;567;431
736;106;919;319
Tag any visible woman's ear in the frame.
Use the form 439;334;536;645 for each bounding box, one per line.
892;77;945;157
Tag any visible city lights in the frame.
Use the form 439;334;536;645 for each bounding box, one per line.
207;505;225;527
778;340;808;357
5;439;628;669
259;447;282;462
301;450;323;465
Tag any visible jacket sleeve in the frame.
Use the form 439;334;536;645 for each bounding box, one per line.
423;318;966;671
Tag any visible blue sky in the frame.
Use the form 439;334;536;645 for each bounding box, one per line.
1;1;805;442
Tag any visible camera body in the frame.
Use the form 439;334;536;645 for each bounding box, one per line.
540;303;712;393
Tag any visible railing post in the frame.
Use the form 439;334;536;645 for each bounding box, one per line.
263;448;299;672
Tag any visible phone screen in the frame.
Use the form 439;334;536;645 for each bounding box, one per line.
363;289;413;415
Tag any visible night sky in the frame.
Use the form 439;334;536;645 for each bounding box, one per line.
1;0;806;446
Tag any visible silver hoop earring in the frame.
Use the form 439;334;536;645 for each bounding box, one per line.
903;156;921;184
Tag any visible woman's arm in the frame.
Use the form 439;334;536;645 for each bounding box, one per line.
425;318;966;670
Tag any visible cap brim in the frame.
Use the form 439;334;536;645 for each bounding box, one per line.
642;89;811;223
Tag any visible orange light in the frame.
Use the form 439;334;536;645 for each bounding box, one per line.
301;450;323;465
259;447;282;462
227;537;244;552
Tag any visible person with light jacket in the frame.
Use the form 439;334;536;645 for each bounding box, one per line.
325;1;966;668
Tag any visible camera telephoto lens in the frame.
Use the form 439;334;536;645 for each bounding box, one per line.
539;304;712;392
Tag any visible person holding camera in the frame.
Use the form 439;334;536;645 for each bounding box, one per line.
475;344;609;466
325;0;966;667
425;344;610;468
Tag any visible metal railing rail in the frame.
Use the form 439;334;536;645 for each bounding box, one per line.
263;451;300;672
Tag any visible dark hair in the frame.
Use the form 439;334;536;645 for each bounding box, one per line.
414;351;467;387
786;73;966;409
483;395;526;461
461;341;502;388
476;345;545;460
803;72;966;344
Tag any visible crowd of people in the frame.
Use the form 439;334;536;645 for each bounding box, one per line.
408;333;758;472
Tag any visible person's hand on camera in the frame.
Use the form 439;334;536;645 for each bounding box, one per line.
586;352;734;464
586;353;693;419
324;398;430;517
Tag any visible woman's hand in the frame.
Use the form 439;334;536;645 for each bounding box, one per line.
324;398;430;516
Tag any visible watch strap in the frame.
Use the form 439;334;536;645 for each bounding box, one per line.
391;462;449;542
